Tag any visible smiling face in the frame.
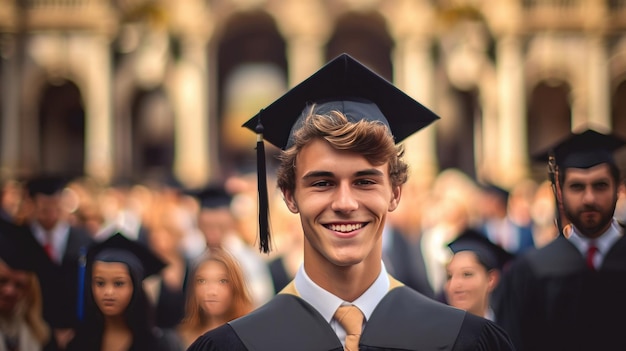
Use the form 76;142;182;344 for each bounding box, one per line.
283;138;400;272
92;261;134;318
560;163;618;239
194;260;233;319
444;251;496;317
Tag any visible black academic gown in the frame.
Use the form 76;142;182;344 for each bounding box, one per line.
24;225;95;329
187;284;514;351
494;232;626;351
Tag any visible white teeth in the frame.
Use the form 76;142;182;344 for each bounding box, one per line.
327;223;363;232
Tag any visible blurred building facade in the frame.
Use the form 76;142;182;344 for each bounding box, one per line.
0;0;625;189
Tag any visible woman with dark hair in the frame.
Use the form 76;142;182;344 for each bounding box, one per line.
66;233;182;351
176;247;253;348
443;228;514;321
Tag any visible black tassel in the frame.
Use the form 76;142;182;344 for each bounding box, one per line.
255;112;271;253
548;153;563;235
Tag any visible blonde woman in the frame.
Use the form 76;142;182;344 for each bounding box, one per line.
177;247;253;348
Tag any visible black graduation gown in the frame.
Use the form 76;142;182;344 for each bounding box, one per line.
187;285;514;351
25;225;95;329
494;233;626;351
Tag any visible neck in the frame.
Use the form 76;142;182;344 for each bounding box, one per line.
304;245;382;302
104;314;128;331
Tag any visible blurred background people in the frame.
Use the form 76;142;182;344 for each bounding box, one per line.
190;185;274;307
66;233;182;351
176;247;253;349
0;219;56;351
476;182;535;255
383;180;436;299
443;228;514;321
495;129;626;351
19;175;95;350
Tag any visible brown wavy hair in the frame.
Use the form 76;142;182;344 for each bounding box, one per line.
177;247;253;346
276;106;409;193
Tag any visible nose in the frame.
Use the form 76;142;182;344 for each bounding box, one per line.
330;182;358;213
582;187;596;205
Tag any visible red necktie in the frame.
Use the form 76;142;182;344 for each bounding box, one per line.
586;244;598;270
43;242;53;260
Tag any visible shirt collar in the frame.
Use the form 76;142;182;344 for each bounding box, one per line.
569;218;623;254
294;261;390;323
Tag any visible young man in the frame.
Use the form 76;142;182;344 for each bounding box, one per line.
188;54;515;350
23;175;95;350
494;128;626;351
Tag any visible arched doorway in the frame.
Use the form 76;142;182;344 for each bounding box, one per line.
38;80;85;176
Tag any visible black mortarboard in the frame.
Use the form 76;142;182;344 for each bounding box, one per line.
447;228;514;271
189;185;232;209
242;53;440;253
0;220;52;272
26;175;68;197
533;128;626;169
87;233;165;280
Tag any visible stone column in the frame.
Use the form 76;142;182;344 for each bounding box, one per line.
585;34;610;129
0;35;21;177
81;34;113;182
171;36;210;188
394;35;439;185
496;34;528;185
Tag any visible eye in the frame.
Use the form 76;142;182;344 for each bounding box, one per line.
463;272;474;278
569;183;585;191
219;279;229;284
593;182;609;190
196;278;206;285
94;281;105;287
312;180;332;187
114;281;126;287
355;178;376;186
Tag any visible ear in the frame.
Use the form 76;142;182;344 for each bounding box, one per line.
282;189;299;214
388;185;402;212
487;270;500;293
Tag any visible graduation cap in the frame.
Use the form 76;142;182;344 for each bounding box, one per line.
533;128;626;170
480;182;510;203
242;53;440;253
87;233;165;280
447;228;514;271
26;174;68;197
189;185;233;209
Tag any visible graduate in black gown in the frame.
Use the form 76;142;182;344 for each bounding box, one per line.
66;233;182;351
187;54;515;351
494;128;626;351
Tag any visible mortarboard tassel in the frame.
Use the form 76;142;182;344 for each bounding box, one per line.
547;153;563;235
255;111;271;253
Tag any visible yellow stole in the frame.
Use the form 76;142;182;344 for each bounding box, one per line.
278;274;404;297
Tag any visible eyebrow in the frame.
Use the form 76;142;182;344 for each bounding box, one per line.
302;168;384;180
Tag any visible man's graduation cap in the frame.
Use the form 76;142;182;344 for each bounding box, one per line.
533;128;626;170
242;53;440;253
26;174;68;197
87;233;165;280
447;228;514;271
189;185;233;210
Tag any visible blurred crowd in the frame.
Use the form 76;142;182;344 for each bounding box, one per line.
1;167;625;350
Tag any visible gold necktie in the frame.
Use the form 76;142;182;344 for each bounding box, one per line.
334;305;364;351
